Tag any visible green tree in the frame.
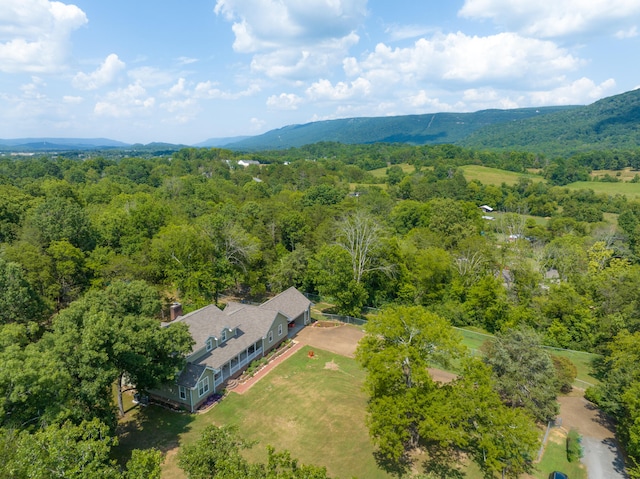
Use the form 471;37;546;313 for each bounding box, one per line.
483;326;559;422
52;281;194;419
356;306;464;470
178;425;332;479
0;255;48;325
25;196;95;251
309;244;368;316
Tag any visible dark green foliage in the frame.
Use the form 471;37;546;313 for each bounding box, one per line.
0;255;48;325
483;326;560;422
356;306;538;477
178;425;332;479
566;428;583;462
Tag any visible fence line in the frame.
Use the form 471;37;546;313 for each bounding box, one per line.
316;313;367;326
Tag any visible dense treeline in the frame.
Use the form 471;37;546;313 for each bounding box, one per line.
1;142;640;476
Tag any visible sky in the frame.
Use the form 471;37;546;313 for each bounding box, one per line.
1;0;640;145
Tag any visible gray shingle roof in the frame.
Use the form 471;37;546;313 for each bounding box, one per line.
177;363;207;388
169;288;309;386
259;286;311;320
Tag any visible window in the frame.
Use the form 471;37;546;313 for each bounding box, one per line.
178;386;187;400
206;338;213;351
198;377;210;397
221;329;227;342
268;330;273;343
278;323;283;336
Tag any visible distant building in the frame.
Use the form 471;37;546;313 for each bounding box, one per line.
238;159;260;167
479;205;494;213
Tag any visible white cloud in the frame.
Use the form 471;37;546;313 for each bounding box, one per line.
73;54;125;90
20;76;46;99
214;0;365;80
385;24;435;42
615;26;638;38
306;77;371;101
405;91;455;111
128;67;174;88
0;0;87;73
176;56;199;65
249;117;267;131
251;32;359;80
214;0;367;52
266;93;303;110
459;0;640;38
194;81;260;100
166;78;188;97
62;95;83;104
353;32;580;88
527;77;617;105
94;82;155;118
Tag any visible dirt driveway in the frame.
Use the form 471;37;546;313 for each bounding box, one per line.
558;393;628;479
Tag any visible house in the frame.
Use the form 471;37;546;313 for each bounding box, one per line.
479;205;494;213
150;287;311;412
237;159;260;167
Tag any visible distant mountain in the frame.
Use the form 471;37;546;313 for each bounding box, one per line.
195;136;253;147
222;106;577;151
461;88;640;156
0;137;130;151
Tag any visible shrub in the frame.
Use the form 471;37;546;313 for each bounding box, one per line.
567;428;583;462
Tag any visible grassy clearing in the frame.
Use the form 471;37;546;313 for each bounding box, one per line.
114;342;597;479
115;347;394;479
533;429;587;479
460;165;544;186
590;168;640;182
564;181;640;199
369;163;415;178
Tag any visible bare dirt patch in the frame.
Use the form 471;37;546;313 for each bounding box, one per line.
324;360;340;371
428;368;456;384
294;323;364;358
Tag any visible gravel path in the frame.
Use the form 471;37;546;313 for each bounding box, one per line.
558;394;628;479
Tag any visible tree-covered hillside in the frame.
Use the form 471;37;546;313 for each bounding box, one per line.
224;106;575;150
462;88;640;156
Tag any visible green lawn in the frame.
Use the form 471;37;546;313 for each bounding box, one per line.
114;342;599;479
369;163;415;178
564;181;640;199
116;346;394;479
460;165;544;186
533;430;587;479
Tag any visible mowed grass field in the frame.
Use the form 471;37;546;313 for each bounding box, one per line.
369;162;416;178
460;165;544;186
564;181;640;199
115;340;597;479
116;346;393;479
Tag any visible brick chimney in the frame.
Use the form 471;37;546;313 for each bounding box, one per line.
170;302;183;321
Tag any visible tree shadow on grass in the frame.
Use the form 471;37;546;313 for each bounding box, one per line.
113;404;195;467
420;447;466;479
373;450;413;478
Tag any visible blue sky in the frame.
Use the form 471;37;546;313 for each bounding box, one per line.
1;0;639;145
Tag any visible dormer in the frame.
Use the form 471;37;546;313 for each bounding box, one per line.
220;327;236;343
